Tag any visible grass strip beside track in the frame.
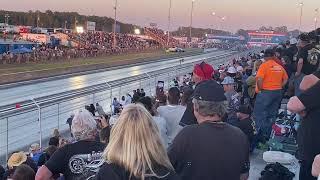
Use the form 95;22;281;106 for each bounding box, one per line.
0;49;202;75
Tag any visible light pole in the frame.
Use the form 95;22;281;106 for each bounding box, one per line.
74;17;78;31
315;8;319;31
113;0;118;48
211;12;216;34
37;13;40;29
220;16;226;32
211;12;226;32
189;0;196;43
4;14;9;27
298;2;304;34
167;0;172;47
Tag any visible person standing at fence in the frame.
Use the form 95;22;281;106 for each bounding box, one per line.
66;113;74;138
157;87;186;145
95;103;106;116
253;48;288;144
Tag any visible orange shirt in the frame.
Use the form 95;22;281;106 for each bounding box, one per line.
256;59;288;91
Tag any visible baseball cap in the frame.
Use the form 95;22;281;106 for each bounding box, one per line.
236;66;244;72
290;38;298;45
71;110;97;135
193;80;227;102
221;76;235;85
237;105;252;115
193;62;214;80
227;66;237;74
7;152;27;169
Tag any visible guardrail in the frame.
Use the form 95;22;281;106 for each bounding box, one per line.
0;50;252;165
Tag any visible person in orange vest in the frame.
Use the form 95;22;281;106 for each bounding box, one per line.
253;48;288;144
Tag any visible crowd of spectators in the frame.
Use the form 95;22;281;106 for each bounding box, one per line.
202;41;249;51
0;32;162;64
71;32;160;50
145;28;180;46
2;29;320;180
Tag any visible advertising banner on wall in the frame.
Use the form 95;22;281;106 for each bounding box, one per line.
87;21;96;32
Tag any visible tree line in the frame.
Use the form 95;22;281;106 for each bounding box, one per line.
0;10;137;33
0;10;301;38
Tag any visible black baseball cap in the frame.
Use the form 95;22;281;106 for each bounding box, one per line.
193;80;226;102
237;105;252;115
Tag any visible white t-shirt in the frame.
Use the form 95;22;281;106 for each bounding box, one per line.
157;105;186;145
125;95;132;106
153;116;168;148
109;115;119;126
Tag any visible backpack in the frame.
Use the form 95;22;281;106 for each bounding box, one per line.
260;162;295;180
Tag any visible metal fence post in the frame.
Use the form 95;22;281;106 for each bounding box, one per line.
57;103;60;129
106;82;112;113
6;117;9;162
145;73;152;96
173;67;177;78
167;73;170;89
31;98;42;148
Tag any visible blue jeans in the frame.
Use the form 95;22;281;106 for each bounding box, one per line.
253;89;283;140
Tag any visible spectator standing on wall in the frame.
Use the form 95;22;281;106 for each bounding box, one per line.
96;103;106;116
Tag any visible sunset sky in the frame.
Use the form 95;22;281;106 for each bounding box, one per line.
2;0;319;33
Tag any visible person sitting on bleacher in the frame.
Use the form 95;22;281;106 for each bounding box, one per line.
96;104;180;180
236;105;257;152
36;110;105;180
221;76;241;126
169;80;250;180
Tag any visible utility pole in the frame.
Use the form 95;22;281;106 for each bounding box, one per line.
74;17;78;31
167;0;172;47
189;0;195;43
37;13;40;29
315;8;319;31
298;2;304;35
113;0;118;48
65;21;67;32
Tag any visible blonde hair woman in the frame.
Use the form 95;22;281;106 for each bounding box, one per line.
96;104;180;180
